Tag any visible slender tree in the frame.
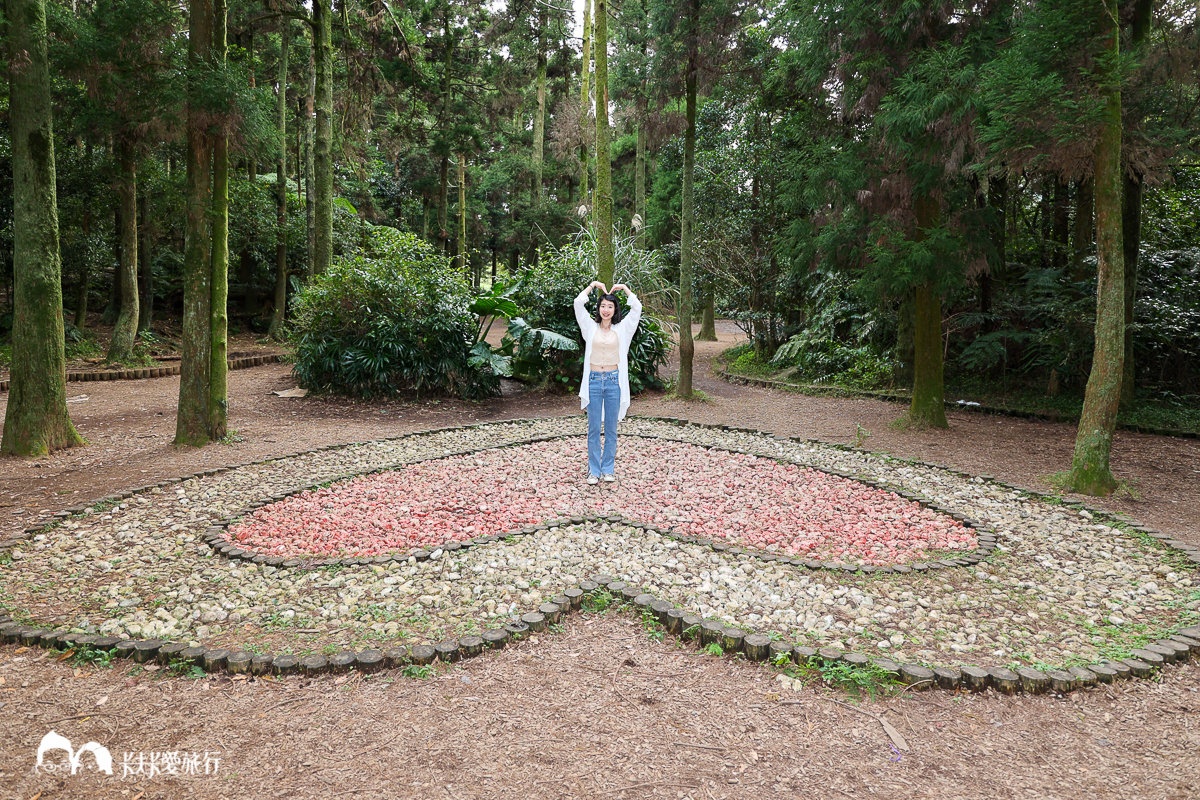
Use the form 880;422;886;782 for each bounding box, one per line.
209;0;230;441
2;0;84;455
593;0;614;286
108;138;140;363
580;0;592;202
675;0;699;397
1066;0;1124;495
268;20;291;340
310;0;334;274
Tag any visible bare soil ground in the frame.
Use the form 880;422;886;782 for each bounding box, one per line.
1;322;1198;799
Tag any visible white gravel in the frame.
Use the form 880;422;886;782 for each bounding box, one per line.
1;417;1196;669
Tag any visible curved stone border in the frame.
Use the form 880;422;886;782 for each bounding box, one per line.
204;433;994;572
717;365;1200;440
0;353;282;393
2;581;1198;695
2;414;1199;695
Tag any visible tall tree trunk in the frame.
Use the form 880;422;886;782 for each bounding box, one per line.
103;204;121;325
438;154;450;253
982;172;1007;323
635;122;646;249
1066;0;1124;495
176;0;215;446
209;0;230;441
531;10;546;205
303;72;315;273
1120;0;1152;410
437;11;453;254
1051;178;1070;270
74;203;91;329
1071;178;1094;279
310;0;334;275
2;0;83;455
579;0;591;203
269;22;290;341
593;0;614;286
697;294;717;341
137;187;154;333
457;153;467;272
107;141;139;363
675;0;699;398
907;194;948;428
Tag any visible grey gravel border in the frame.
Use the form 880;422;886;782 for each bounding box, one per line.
1;414;1198;695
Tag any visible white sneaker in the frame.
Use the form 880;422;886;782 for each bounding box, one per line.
587;475;599;485
601;474;616;483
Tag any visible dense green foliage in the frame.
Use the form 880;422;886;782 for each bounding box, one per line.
510;229;672;394
290;226;498;400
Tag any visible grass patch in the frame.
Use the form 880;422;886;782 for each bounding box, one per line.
786;654;901;699
581;588;616;614
401;663;436;679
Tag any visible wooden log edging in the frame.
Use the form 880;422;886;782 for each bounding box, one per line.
0;353;283;393
2;415;1199;694
2;585;1199;696
715;365;1200;441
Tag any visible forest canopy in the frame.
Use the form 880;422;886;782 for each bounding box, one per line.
1;0;1197;493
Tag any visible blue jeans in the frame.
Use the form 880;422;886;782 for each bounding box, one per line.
587;370;620;477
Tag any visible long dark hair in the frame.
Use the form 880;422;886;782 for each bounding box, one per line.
594;293;624;324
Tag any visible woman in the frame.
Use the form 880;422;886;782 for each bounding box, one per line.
574;280;642;484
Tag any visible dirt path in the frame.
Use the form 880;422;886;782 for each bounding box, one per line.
1;324;1198;799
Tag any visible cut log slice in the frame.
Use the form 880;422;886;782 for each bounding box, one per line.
1016;667;1050;694
988;667;1021;694
481;629;509;649
459;636;485;659
743;634;772;661
226;651;253;674
409;645;437;666
932;666;961;690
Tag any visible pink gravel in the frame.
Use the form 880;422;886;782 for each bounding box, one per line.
225;438;977;564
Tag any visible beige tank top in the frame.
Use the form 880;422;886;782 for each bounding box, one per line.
591;327;619;367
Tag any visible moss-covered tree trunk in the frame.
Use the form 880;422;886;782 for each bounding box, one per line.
457;153;467;273
1066;0;1124;496
675;0;699;399
1120;0;1151;410
531;11;546;206
697;294;717;341
635;122;646;249
176;0;215;446
579;0;591;203
907;195;947;428
209;0;230;441
593;0;614;287
310;0;333;275
2;0;83;456
269;22;290;341
137;190;154;332
107;141;139;364
303;60;315;271
909;282;947;427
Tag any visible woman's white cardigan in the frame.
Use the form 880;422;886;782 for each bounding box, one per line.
574;287;642;421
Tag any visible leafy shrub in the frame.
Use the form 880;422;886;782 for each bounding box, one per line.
770;271;896;390
509;227;674;393
289;225;499;399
